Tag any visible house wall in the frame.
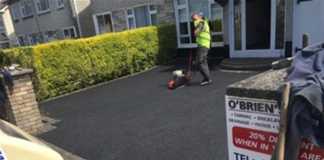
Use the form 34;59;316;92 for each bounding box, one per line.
292;0;324;54
69;0;95;37
9;0;79;44
10;0;77;41
91;0;175;33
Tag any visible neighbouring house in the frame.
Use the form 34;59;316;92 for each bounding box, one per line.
0;1;18;48
91;0;175;34
6;0;95;46
174;0;324;58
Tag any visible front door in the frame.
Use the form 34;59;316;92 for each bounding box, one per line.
229;0;285;58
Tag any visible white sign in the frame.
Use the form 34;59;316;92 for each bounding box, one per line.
225;96;324;160
0;148;7;160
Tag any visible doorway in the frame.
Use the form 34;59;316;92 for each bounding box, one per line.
246;0;271;49
230;0;285;58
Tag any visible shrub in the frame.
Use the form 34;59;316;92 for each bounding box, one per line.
1;25;176;100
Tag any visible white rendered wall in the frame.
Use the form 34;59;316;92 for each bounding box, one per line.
293;0;324;54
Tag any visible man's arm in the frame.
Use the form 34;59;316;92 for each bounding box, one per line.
194;21;205;36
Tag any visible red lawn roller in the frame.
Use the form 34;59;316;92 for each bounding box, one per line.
168;50;194;90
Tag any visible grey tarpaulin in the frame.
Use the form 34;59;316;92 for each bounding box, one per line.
0;69;13;107
283;43;324;160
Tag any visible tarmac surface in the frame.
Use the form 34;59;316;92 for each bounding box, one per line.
39;66;256;160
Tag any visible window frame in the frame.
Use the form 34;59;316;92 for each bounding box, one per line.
148;5;157;25
62;26;77;38
44;30;58;42
174;0;192;48
35;0;51;15
28;34;35;45
93;11;115;35
17;35;26;46
56;0;64;9
126;8;136;29
126;4;158;30
20;0;34;18
10;4;21;21
209;1;224;47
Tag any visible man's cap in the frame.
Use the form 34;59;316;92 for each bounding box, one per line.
191;12;204;18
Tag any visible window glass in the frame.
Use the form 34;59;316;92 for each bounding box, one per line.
210;3;223;35
128;17;136;29
11;5;21;20
178;8;187;22
149;5;157;11
188;0;209;19
36;0;50;13
29;33;41;45
104;14;113;33
18;36;25;46
134;6;150;27
276;0;285;49
44;31;57;42
63;27;77;38
150;14;157;25
180;23;189;35
127;9;133;16
234;0;242;50
212;35;224;43
0;19;4;30
97;14;113;34
180;37;190;44
57;0;64;8
177;0;186;5
70;28;76;38
21;0;34;17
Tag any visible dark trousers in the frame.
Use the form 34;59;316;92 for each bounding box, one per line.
196;47;211;81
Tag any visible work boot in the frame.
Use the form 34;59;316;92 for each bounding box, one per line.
200;79;212;86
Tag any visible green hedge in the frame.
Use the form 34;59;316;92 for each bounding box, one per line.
1;25;176;100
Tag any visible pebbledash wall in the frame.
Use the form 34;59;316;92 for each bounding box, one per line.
91;0;175;34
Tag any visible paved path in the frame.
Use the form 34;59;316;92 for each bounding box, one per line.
39;66;256;160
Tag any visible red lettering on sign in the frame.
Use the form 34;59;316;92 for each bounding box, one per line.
232;127;324;159
232;127;278;155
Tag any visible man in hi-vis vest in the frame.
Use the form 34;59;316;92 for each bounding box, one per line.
192;12;212;86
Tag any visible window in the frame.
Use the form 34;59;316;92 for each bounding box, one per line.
56;0;64;9
18;35;26;46
63;27;77;38
126;9;136;29
174;1;224;47
10;4;21;21
210;2;224;44
0;19;5;32
134;6;150;27
126;5;158;29
20;0;34;18
95;13;113;34
175;1;191;45
35;0;50;14
149;5;157;25
44;31;58;42
28;33;42;45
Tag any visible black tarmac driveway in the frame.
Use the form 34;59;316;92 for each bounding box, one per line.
39;66;256;160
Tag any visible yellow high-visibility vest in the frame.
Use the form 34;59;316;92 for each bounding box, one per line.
194;19;211;49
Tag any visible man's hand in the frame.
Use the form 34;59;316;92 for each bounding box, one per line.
194;21;205;36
